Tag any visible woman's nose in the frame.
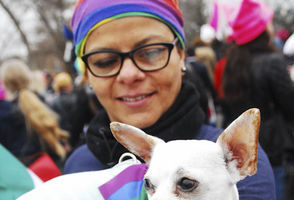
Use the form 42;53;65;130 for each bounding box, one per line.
116;58;146;84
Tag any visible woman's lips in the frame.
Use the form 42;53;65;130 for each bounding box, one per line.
117;92;155;107
120;94;149;102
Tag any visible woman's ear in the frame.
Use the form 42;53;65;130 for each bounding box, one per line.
176;47;185;76
177;46;185;60
84;70;89;80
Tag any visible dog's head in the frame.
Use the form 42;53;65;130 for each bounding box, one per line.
110;108;260;200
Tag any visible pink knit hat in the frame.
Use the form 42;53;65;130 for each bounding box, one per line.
231;0;274;45
0;81;6;100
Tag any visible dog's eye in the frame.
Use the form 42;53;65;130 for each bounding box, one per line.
144;178;155;192
177;177;198;192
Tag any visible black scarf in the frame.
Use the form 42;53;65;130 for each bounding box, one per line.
86;79;205;166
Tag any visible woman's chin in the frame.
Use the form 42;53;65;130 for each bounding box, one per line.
113;113;159;129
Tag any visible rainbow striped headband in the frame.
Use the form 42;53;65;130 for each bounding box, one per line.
71;0;185;60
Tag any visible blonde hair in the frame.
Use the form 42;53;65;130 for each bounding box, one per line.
1;59;69;159
18;90;69;159
53;72;73;92
195;47;216;82
0;59;31;92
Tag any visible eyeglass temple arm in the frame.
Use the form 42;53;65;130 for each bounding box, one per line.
173;38;179;45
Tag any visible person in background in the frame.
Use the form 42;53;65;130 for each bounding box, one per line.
44;71;55;93
194;46;216;84
185;46;216;125
64;0;275;199
222;0;294;199
185;47;215;101
283;33;294;69
194;24;230;128
194;25;217;84
51;72;97;150
51;72;101;151
274;28;290;52
72;74;102;149
30;70;48;102
0;81;14;153
51;72;77;148
0;59;70;165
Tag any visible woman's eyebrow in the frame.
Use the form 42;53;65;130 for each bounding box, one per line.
133;35;166;48
133;37;153;48
85;46;117;53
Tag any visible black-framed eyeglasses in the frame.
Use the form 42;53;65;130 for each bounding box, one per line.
81;38;178;77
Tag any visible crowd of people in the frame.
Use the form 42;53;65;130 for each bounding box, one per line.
186;1;294;200
1;0;294;199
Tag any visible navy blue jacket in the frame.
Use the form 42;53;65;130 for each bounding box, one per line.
0;100;41;158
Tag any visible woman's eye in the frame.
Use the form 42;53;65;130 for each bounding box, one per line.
92;58;118;68
138;47;166;59
177;177;198;193
88;53;120;68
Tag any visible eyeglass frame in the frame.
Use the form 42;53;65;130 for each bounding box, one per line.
81;38;179;78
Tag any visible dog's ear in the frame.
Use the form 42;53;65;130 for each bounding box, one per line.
216;108;260;182
110;122;164;163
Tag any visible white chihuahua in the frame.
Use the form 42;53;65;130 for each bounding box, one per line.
110;108;260;200
18;108;259;200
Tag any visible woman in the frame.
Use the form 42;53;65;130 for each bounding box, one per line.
223;0;294;199
65;0;275;199
0;59;70;163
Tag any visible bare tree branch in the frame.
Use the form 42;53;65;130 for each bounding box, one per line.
0;0;32;58
35;2;58;43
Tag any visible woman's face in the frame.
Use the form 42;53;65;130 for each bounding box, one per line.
84;17;184;128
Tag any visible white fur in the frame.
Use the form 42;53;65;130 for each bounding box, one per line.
17;156;140;200
144;140;239;200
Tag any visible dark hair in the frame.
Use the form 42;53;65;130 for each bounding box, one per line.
186;46;195;57
223;31;276;104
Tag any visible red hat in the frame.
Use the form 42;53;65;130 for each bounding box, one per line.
231;0;273;45
276;28;290;42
